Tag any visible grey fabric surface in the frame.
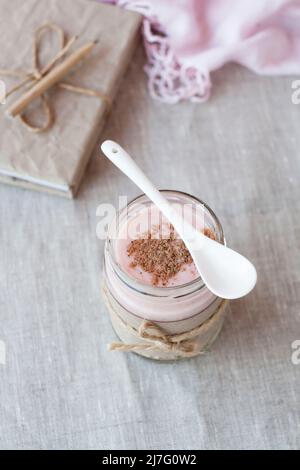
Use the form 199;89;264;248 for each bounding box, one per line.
0;45;300;450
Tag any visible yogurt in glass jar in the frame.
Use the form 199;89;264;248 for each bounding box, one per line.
102;190;228;360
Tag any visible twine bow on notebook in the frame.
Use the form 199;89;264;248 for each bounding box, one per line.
0;22;110;132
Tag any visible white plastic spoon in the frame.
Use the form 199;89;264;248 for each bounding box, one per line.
101;140;257;299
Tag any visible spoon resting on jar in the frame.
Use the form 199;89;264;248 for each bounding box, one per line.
100;140;257;300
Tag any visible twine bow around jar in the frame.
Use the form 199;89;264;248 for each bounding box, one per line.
102;284;228;359
0;22;110;132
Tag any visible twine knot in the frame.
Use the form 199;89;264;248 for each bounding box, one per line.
33;70;43;81
136;320;199;356
102;283;228;359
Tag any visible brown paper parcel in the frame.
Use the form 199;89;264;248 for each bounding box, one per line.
0;0;141;197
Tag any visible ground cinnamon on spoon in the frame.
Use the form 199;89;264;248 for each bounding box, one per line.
127;224;216;286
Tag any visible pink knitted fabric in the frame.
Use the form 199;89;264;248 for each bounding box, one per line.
101;0;300;103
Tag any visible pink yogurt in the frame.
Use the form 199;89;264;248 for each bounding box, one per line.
103;191;225;327
115;204;200;287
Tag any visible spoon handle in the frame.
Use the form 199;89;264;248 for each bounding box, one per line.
101;140;200;245
101;140;170;213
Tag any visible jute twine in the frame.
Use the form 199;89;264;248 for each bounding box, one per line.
102;284;228;359
0;22;110;132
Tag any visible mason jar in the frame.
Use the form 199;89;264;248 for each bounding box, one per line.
102;190;228;360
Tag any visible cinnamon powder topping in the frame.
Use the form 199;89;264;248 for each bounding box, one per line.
127;225;216;286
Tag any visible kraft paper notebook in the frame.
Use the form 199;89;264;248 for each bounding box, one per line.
0;0;141;197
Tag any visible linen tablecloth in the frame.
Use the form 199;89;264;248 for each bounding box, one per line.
0;46;299;449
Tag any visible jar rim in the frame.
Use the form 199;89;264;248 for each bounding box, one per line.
105;190;225;298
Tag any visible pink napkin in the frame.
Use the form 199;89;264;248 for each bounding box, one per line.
102;0;300;103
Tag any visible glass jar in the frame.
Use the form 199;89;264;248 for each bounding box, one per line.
102;190;228;360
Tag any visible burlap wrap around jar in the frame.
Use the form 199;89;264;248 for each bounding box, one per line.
102;191;229;361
